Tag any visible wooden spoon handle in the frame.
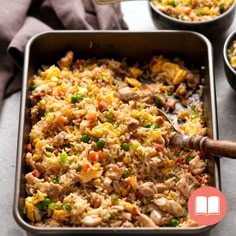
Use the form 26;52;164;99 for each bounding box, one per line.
170;133;236;158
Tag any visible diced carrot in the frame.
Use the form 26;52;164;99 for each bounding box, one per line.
32;169;40;178
98;101;108;111
82;163;90;172
152;143;164;152
176;157;184;165
183;7;191;15
87;111;98;123
156;116;164;125
26;143;32;152
76;59;84;67
56;116;65;126
150;57;157;66
56;86;66;96
126;176;137;187
97;150;104;160
88;151;97;162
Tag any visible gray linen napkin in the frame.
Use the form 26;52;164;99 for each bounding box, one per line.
0;0;127;108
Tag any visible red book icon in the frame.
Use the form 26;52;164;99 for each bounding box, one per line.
188;186;227;226
195;196;220;215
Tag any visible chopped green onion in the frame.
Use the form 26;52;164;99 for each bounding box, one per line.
59;152;68;165
196;10;202;16
97;139;105;149
182;212;188;218
134;116;141;122
104;111;114;122
144;208;151;215
112;195;120;203
121;143;130;151
144;123;151;128
122;169;130;178
169;0;178;6
170;218;179;227
153;124;159;129
36;202;43;211
109;212;116;220
81;135;90;143
45;146;54;152
77;165;82;172
71;93;84;103
62;204;72;211
200;115;208;121
186;156;194;164
29;84;38;91
48;202;57;210
21;207;26;215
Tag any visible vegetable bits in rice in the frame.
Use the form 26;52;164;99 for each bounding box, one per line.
151;0;234;22
24;51;208;228
227;40;236;69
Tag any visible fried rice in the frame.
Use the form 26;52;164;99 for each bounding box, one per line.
151;0;234;22
24;51;208;228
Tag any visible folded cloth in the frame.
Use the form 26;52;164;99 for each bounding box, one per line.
0;0;127;108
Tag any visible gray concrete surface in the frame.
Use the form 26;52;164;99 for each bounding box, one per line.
1;1;236;236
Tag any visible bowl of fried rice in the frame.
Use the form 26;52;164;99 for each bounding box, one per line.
224;30;236;91
149;0;236;37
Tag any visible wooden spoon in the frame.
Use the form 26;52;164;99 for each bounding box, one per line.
157;108;236;158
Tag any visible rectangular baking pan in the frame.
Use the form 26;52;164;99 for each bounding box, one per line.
13;31;219;236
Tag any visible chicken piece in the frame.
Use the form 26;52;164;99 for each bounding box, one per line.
136;213;157;227
113;180;121;194
32;82;56;97
189;155;207;175
176;173;199;198
186;72;200;91
155;183;168;192
174;82;187;98
52;131;68;146
150;209;162;225
166;99;176;111
180;218;199;227
58;51;74;68
59;170;81;187
122;221;134;227
103;176;113;192
36;182;62;202
81;215;102;227
153;197;184;217
127;118;140;130
118;87;139;101
139;182;155;197
90;192;103;208
105;164;122;180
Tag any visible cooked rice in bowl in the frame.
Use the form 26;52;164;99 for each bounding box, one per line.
151;0;234;22
24;51;208;228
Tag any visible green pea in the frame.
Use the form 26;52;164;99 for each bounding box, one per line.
43;198;52;206
81;135;90;143
45;146;54;152
186;156;194;164
97;139;105;149
170;218;179;227
144;123;151;128
121;143;130;151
